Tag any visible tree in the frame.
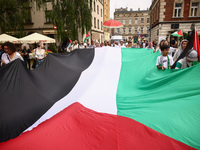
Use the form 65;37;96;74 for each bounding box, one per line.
0;0;93;41
183;32;188;40
45;0;93;41
0;0;32;36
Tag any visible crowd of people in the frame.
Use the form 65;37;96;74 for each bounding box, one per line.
156;37;198;70
67;39;155;52
0;41;46;69
0;36;199;70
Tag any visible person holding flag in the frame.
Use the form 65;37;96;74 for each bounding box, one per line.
171;27;199;69
65;38;72;52
84;32;91;43
173;39;188;62
71;40;80;51
175;49;198;69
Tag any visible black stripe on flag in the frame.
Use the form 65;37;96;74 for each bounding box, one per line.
0;49;94;142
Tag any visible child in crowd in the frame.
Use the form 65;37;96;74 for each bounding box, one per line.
156;44;174;70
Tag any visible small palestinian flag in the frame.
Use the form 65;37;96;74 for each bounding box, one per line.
131;36;134;41
171;30;183;37
84;32;91;43
66;38;72;52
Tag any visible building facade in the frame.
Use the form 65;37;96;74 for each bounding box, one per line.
23;1;104;45
91;0;104;43
24;2;55;38
150;0;200;42
104;0;110;41
114;8;150;42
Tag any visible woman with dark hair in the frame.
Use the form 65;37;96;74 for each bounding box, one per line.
1;42;23;67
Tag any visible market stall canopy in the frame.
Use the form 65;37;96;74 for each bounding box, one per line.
103;20;124;28
19;33;55;43
0;34;20;43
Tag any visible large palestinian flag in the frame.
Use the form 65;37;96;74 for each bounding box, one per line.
0;48;200;149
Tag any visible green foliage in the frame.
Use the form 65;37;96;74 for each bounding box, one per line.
48;43;57;53
0;0;33;36
0;0;92;41
183;32;188;40
44;0;93;41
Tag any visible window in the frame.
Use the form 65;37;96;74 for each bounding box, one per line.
101;21;103;30
147;27;149;33
117;28;120;33
123;20;126;24
147;18;150;23
191;2;199;16
94;1;96;12
101;9;102;17
94;17;96;28
141;18;144;23
97;5;99;14
135;27;137;33
45;11;51;23
135;18;138;24
97;19;99;29
123;28;125;33
129;19;132;24
141;27;143;33
174;3;182;17
129;28;131;33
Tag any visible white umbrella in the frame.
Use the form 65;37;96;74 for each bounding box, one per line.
0;34;20;43
19;33;55;43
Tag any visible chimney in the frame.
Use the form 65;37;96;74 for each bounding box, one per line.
138;8;140;11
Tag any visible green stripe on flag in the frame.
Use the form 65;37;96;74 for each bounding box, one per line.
117;48;200;149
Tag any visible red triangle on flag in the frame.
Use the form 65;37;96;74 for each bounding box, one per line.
86;32;90;37
177;30;183;36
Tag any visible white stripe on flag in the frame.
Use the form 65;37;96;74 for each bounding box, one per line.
25;47;122;132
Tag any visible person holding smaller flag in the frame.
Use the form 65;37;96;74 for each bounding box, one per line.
175;49;198;69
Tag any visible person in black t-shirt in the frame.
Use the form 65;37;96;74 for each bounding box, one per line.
21;43;31;69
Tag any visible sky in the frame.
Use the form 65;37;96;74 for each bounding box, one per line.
110;0;152;18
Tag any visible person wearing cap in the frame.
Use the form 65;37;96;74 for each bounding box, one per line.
173;39;188;62
84;43;87;49
175;50;198;69
156;44;174;70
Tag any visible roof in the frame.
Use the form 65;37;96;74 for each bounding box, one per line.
114;10;149;14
